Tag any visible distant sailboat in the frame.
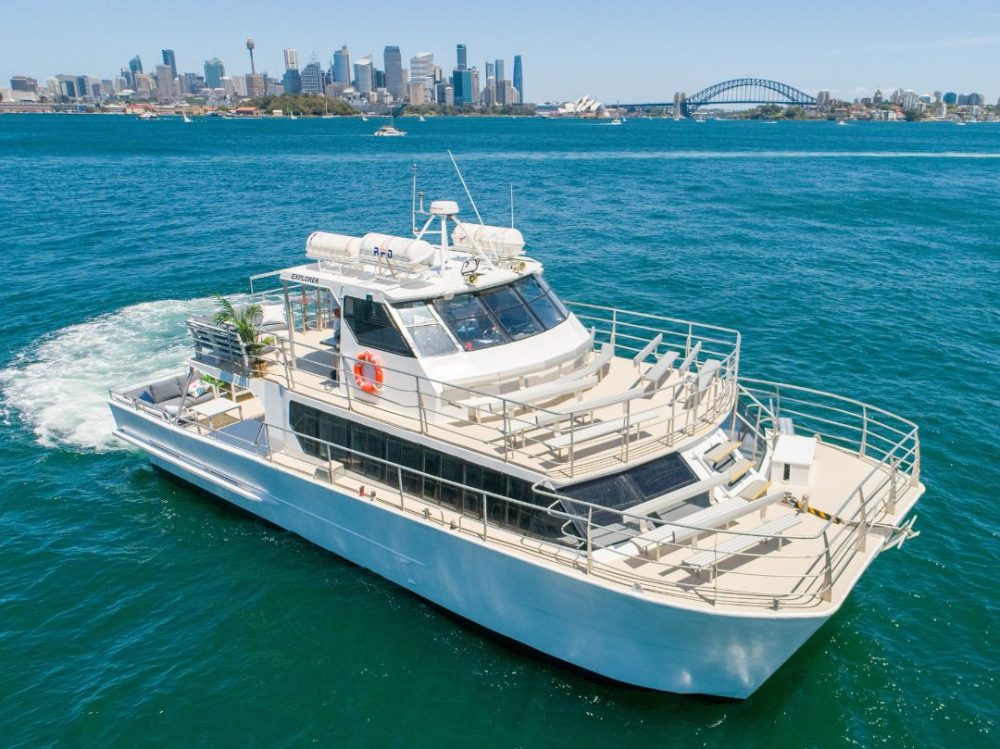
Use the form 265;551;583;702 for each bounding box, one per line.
182;113;192;124
419;115;426;122
289;111;298;120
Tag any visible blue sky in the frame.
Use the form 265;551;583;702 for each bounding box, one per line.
3;0;998;102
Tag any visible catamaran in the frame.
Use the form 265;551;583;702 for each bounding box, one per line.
108;169;924;698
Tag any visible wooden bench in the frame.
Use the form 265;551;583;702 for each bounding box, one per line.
704;440;741;466
739;478;772;500
728;458;753;483
685;513;801;572
532;383;654;429
544;408;659;458
625;473;732;530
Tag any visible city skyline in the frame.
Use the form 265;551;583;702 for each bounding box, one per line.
1;0;998;102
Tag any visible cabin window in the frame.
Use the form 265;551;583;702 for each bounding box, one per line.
393;301;458;357
479;284;544;340
343;296;413;357
513;275;567;329
430;274;568;351
288;401;559;538
433;293;510;351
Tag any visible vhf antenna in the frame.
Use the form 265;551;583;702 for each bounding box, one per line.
448;149;484;225
509;184;515;228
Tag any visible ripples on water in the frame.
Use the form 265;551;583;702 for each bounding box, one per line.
0;116;996;747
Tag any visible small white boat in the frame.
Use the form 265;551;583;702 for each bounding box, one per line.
138;111;157;120
374;124;406;137
607;118;623;126
836;119;847;126
182;113;193;124
289;111;298;120
361;115;369;122
419;115;426;122
954;121;967;126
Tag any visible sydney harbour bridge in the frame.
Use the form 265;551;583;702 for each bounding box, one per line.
621;78;818;117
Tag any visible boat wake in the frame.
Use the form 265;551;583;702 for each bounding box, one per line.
0;297;221;452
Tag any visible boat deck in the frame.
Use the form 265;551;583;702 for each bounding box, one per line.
260;328;734;482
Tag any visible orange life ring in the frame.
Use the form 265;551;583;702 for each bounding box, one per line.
353;351;384;395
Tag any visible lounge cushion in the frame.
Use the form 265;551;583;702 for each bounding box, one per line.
149;377;184;404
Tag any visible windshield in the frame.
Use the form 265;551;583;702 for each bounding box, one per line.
431;274;568;351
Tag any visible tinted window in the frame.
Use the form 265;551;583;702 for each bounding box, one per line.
343;296;413;357
514;275;567;329
433;293;509;351
288;401;556;539
394;301;458;357
479;285;543;340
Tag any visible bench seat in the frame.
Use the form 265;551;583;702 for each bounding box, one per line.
685;513;801;570
545;408;659;456
457;375;597;421
739;478;771;500
704;440;741;465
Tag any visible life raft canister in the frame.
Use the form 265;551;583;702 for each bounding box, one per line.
353;351;384;395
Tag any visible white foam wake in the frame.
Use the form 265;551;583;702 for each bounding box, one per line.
0;297;220;451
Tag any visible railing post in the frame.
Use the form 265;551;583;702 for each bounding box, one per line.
610;309;618;352
821;530;834;602
343;353;353;410
887;459;899;514
398;466;405;509
415;376;427;435
623;399;631;462
586;506;593;575
856;488;868;552
859;405;868;457
482;492;488;540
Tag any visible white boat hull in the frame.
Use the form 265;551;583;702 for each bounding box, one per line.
110;404;830;698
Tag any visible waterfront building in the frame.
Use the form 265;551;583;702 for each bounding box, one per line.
245;73;265;97
326;81;349;97
456;43;467;70
384;46;405;100
129;55;143;75
500;80;515;107
134;72;154;98
966;93;984;106
816;90;831;111
155;64;176;100
333;46;351;84
513;55;523;104
283;48;299;71
901;90;918;109
494;58;505;87
204;58;225;89
300;61;324;94
410;52;434;96
354;56;374;93
283;69;302;94
162;49;177;79
435;81;453;106
374;69;386;90
11;76;40;93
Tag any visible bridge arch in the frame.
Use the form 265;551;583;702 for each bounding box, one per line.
681;78;817;116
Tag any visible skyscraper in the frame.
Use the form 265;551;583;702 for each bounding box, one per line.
456;44;467;70
204;58;225;88
410;52;434;95
452;69;473;105
129;55;143;75
161;49;177;78
283;48;299;71
494;58;505;85
512;55;523;104
384;46;404;100
155;64;175;99
354;56;373;93
300;61;324;94
333;46;351;84
494;59;506;103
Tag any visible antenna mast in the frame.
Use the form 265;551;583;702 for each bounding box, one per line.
448;149;484;225
509;184;515;228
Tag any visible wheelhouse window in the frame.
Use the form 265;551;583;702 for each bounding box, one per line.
479;284;544;340
433;292;509;351
431;274;568;351
393;301;459;357
513;275;567;329
343;296;413;357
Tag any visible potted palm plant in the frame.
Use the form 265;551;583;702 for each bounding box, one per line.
212;295;268;375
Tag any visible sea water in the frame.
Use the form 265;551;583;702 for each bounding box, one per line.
0;115;997;747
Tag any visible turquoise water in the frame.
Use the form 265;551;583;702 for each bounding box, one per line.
1;115;997;747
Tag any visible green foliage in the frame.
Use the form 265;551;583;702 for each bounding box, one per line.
252;94;355;116
400;103;536;117
903;109;923;121
212;294;263;355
